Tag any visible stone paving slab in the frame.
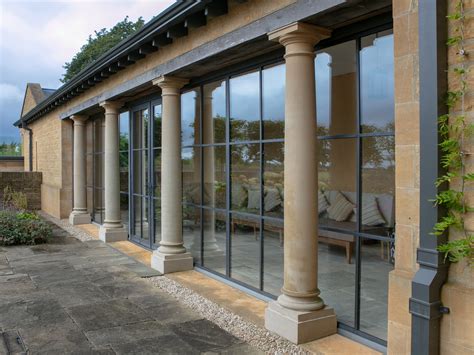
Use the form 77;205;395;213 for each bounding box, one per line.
0;225;259;354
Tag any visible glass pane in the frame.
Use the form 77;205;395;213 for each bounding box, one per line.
263;221;284;295
183;205;201;264
94;119;104;153
153;149;161;199
203;80;226;144
119;112;129;152
263;64;285;139
318;233;356;327
202;208;226;273
230;212;260;289
315;41;357;136
230;71;260;141
154;198;161;247
359;237;394;340
360;136;395;236
119;151;128;193
181;89;200;147
318;138;357;232
94;153;104;189
360;32;394;133
263;142;284;219
133;109;148;149
203;146;226;209
132;150;147;196
93;188;103;224
120;193;129;228
231;144;260;214
153;104;162;148
182;147;201;205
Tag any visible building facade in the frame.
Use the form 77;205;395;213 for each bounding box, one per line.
16;0;473;353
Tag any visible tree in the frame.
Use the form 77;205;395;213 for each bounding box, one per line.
61;16;145;83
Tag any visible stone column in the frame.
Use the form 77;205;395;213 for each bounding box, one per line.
69;115;91;225
151;76;193;274
265;22;336;344
99;101;128;242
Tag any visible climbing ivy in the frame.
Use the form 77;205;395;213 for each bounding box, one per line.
434;0;474;265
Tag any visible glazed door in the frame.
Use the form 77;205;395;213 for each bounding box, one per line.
129;101;162;249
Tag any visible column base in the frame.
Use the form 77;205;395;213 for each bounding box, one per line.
265;301;337;344
69;212;91;225
99;225;128;242
151;251;193;274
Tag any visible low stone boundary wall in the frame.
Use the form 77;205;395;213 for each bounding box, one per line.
0;156;24;172
0;171;42;210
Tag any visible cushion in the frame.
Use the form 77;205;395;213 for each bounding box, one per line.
361;197;386;226
318;191;329;214
247;186;260;210
232;183;248;209
326;191;354;222
264;188;282;212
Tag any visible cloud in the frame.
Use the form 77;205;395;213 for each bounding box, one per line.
0;83;23;102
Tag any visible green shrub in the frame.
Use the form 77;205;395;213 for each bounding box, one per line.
3;186;28;211
0;211;52;246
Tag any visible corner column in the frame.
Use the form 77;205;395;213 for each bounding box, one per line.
265;22;336;344
69;115;91;225
151;76;193;274
99;101;128;242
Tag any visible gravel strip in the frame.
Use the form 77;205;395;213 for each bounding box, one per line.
38;211;95;242
146;276;310;355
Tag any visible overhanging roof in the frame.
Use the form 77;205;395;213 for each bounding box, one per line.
16;0;239;127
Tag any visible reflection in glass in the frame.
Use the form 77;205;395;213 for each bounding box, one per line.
231;144;260;214
153;197;161;246
133;109;148;149
359;238;394;340
119;151;128;193
203;146;226;209
263;143;284;219
153;105;162;148
360;32;394;133
230;213;260;289
230;71;260;141
318;239;356;327
263;222;284;295
315;41;357;136
360;136;395;236
203;208;226;273
181;90;200;147
203;80;226;144
183;205;201;264
120;193;129;227
119;112;129;152
182;147;201;205
263;64;285;139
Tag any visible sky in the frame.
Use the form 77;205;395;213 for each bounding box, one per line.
0;0;175;142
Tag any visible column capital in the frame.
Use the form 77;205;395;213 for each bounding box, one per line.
152;76;189;93
100;100;124;114
70;114;88;125
268;22;331;48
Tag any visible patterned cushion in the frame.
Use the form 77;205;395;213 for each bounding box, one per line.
361;197;386;226
318;191;329;214
326;191;354;222
264;188;281;212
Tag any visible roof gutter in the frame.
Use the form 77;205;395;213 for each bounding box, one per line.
409;1;449;354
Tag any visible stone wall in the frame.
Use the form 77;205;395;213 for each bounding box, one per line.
0;157;24;172
0;172;42;210
439;1;474;354
388;1;474;354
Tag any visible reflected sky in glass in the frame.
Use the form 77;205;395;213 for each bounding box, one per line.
181;90;198;147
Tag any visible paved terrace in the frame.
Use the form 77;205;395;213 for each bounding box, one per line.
0;224;259;354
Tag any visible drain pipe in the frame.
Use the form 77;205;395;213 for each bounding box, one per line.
409;1;449;354
21;118;33;172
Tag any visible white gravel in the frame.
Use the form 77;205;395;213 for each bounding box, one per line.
38;211;95;242
146;276;310;355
